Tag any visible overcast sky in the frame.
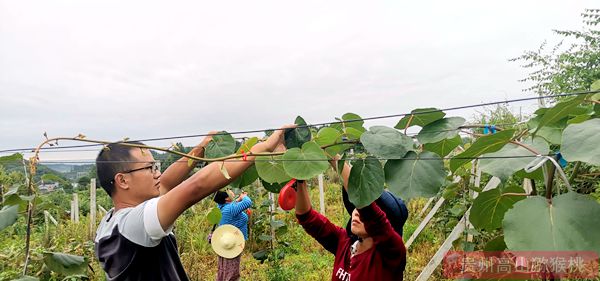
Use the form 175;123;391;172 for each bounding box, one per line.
0;0;597;162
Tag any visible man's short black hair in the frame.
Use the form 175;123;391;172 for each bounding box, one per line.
213;191;229;204
96;141;145;197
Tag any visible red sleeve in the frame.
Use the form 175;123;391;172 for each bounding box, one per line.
358;202;407;269
296;208;346;255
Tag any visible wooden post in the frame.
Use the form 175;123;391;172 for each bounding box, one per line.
405;197;445;249
70;200;74;221
72;193;79;223
98;205;108;215
417;197;435;218
44;211;58;226
89;178;97;239
318;174;325;214
415;177;501;281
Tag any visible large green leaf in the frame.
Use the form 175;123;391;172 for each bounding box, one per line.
43;252;88;276
449;129;515;172
479;137;549;181
260;179;286;193
230;165;259;188
416;117;465;144
503;192;600;253
360;126;414;159
282;141;329;180
394;108;446;129
205;131;236;159
207;207;222;225
284;116;311;149
348;156;385;208
469;185;526;231
0;205;19;231
561;118;600;165
255;155;291;183
536;118;567;144
423;135;462;157
532;94;587;135
384;151;445;199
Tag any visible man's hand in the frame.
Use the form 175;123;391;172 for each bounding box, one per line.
263;124;297;152
198;130;219;150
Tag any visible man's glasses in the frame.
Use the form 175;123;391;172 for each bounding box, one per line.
121;162;160;175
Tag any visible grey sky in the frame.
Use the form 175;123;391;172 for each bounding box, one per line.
0;0;596;161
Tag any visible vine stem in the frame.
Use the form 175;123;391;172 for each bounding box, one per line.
21;134;362;274
404;115;414;135
502;193;529;197
584;99;600;105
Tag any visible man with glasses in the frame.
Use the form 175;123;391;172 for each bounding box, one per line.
94;125;294;281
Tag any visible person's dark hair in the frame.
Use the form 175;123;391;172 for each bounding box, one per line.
342;188;409;238
96;141;145;197
213;191;229;204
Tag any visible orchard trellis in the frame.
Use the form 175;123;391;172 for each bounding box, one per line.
0;87;600;279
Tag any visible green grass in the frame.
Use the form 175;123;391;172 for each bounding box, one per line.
1;181;452;281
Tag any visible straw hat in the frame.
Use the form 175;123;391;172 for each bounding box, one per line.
211;224;245;258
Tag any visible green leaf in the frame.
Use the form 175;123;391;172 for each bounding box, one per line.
348;156;384;208
360;126;414;159
0;205;19;231
206;207;222;225
205;131;236;159
331;113;366;133
314;127;340;147
43;252;88;276
484;235;507;252
532;94;587;135
416;117;465;144
394;108;446;129
237;137;259;153
514;167;544;181
284;116;311;149
535;118;567;144
256;155;291;184
260;179;286;193
449;129;515;172
314;127;345;157
259;234;272;241
503;192;600;253
252;250;269;261
385;151;445;199
442;182;460;200
282;141;329;180
479;137;550;181
230;165;259;188
341;127;364;140
423;135;462;157
0;153;23;164
561;118;600;165
591;79;600;91
469;185;526;231
271;220;286;230
275;225;288;236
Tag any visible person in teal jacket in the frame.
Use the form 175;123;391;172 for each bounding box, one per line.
213;190;252;281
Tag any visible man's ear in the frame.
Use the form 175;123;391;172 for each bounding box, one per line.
114;174;130;191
